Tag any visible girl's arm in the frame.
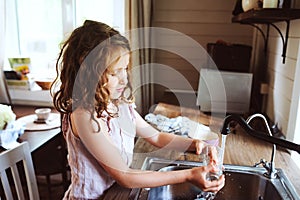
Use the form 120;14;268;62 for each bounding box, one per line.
135;110;205;154
71;108;224;191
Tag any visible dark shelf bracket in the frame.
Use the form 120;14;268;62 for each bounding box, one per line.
248;23;267;43
247;23;268;53
240;21;290;64
269;20;290;63
232;9;300;64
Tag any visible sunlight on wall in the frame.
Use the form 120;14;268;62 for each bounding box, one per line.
291;95;300;169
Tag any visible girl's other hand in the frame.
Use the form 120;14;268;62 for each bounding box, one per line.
193;139;206;155
207;145;219;165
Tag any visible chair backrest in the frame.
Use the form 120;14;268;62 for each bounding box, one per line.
0;142;40;200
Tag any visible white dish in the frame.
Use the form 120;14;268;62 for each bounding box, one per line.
35;108;51;120
16;113;60;131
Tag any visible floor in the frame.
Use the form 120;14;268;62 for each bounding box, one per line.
37;176;68;200
0;170;67;200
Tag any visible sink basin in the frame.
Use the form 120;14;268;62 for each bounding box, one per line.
133;157;300;200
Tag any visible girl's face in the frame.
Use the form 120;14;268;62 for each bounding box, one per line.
106;51;130;100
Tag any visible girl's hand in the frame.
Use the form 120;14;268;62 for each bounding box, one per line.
188;165;225;192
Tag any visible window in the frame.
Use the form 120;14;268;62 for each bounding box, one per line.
4;0;124;78
75;0;124;31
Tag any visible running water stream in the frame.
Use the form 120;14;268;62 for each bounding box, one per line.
220;134;227;165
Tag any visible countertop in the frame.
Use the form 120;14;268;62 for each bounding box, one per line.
92;103;300;199
149;103;300;193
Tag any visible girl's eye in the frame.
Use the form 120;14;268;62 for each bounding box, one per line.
108;70;118;76
109;67;128;76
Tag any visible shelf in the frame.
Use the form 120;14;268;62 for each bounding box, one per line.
232;8;300;63
232;8;300;24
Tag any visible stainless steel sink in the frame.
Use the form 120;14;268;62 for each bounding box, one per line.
133;157;300;200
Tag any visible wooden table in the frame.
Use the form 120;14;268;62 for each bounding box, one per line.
19;128;61;152
101;103;300;199
13;105;61;152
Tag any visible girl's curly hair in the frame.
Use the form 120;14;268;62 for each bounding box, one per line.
51;20;134;129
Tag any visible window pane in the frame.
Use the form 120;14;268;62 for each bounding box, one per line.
75;0;124;33
5;0;124;78
17;0;62;76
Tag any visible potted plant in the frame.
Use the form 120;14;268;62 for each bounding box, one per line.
0;104;25;149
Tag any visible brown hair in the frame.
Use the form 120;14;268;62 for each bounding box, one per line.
52;20;134;127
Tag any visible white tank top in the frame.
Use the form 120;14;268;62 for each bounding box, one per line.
62;103;136;199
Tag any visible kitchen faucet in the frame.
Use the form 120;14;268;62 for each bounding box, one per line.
246;113;276;178
220;114;300;178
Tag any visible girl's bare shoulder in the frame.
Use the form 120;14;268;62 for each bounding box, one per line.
72;108;108;131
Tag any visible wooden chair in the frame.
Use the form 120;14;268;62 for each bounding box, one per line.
0;142;40;200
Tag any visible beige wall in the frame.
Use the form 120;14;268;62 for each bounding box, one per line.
151;0;254;103
255;19;300;139
254;18;300;168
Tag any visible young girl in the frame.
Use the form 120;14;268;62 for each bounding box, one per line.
52;20;224;199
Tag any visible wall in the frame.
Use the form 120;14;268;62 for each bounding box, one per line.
151;0;254;104
254;19;300;140
251;14;300;170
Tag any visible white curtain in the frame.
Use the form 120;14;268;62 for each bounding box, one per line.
125;0;153;116
0;0;5;67
0;0;11;104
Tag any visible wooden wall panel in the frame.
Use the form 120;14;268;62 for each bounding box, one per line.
289;20;300;37
151;0;254;104
267;68;294;101
267;54;296;81
153;10;233;23
262;18;300;137
152;33;253;53
154;0;238;10
266;87;291;134
153;23;253;37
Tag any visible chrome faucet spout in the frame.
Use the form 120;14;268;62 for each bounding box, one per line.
246;113;277;178
220;115;300;154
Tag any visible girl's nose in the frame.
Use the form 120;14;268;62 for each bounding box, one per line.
119;72;128;85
